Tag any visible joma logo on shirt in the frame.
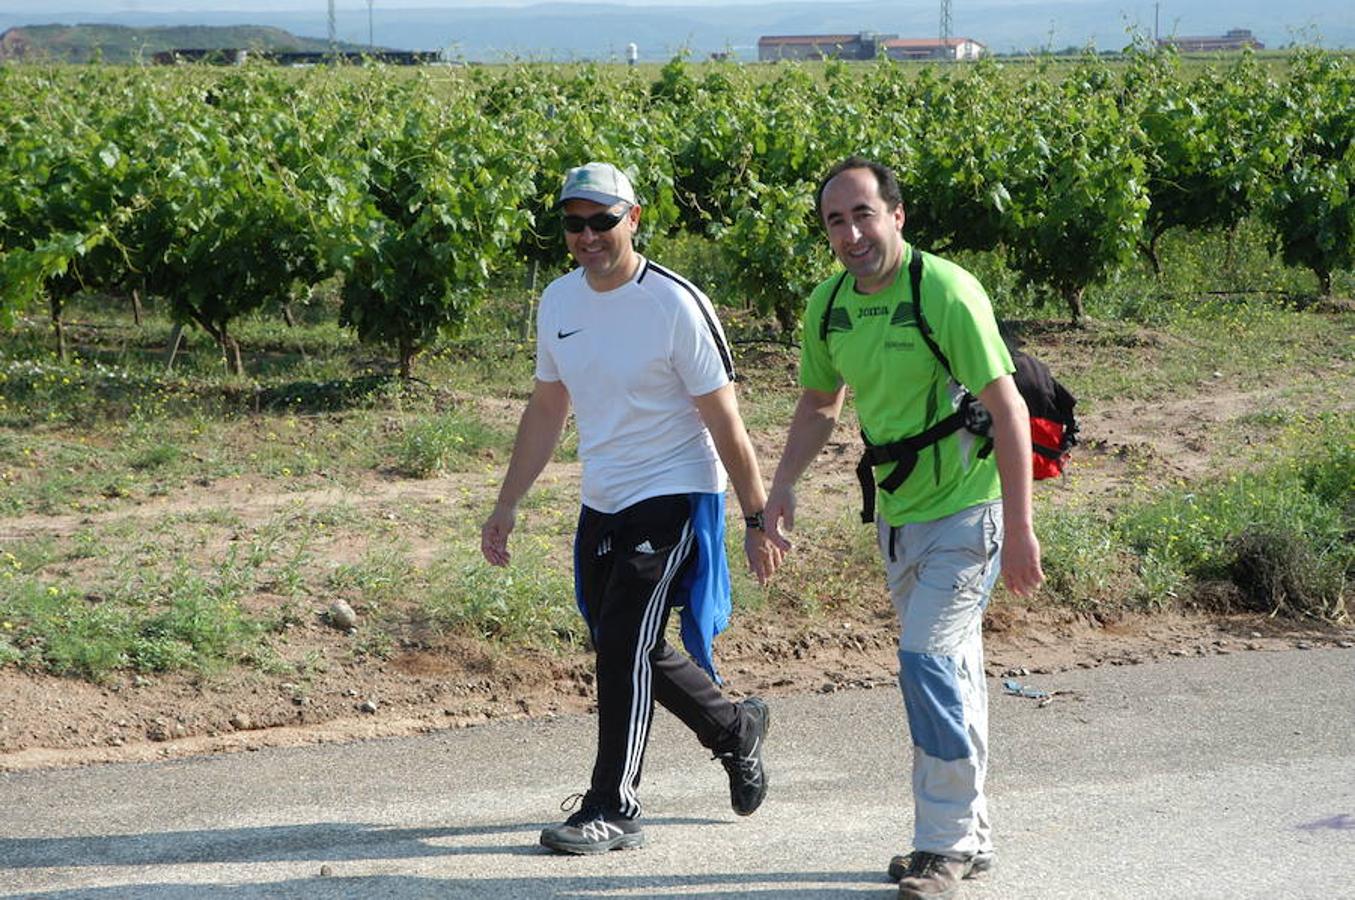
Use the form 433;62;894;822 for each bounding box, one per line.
858;306;890;317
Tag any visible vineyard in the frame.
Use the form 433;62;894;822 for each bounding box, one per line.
2;49;1352;375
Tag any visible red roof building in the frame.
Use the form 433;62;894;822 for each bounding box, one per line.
758;32;985;61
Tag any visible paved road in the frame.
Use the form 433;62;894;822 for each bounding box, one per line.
2;649;1352;899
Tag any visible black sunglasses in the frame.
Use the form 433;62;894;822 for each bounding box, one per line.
562;207;630;234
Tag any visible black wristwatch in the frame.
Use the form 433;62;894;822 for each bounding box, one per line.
744;510;765;531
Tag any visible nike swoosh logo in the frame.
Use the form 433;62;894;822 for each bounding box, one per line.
557;329;583;339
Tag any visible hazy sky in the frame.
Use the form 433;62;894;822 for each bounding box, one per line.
6;0;1348;19
6;0;1345;21
7;0;1086;9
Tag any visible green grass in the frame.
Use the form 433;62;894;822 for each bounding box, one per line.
327;549;416;609
315;537;585;656
1115;430;1353;619
758;504;888;617
1028;416;1354;619
1;536;59;573
388;411;508;478
1;507;326;678
0;570;269;680
1038;298;1350;413
421;541;584;649
1035;507;1139;611
957;216;1354;328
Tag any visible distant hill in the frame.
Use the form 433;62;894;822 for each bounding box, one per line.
0;24;367;64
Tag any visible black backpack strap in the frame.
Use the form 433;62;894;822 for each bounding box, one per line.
909;248;954;379
855;402;970;522
911;246;997;463
855;452;878;523
1033;443;1066;462
818;271;850;342
861;413;970;469
870;415;968;488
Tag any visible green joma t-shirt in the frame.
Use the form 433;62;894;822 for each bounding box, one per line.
800;244;1013;525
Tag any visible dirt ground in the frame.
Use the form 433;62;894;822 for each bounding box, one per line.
2;326;1353;774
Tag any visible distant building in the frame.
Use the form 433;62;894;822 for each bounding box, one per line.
272;50;441;66
1157;28;1264;52
152;48;441;66
758;32;984;62
758;33;879;61
882;37;985;61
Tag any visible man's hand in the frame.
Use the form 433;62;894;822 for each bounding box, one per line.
480;504;516;567
1001;523;1043;598
978;374;1042;597
744;527;784;585
762;484;796;553
762;385;842;554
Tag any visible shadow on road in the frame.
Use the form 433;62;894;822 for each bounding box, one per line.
2;818;890;897
0;815;734;870
11;871;888;899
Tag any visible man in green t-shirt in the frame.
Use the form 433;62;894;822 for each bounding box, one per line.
764;157;1044;900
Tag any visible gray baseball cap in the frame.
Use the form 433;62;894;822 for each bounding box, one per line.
556;162;638;209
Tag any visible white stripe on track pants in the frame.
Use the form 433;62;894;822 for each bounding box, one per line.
575;493;743;819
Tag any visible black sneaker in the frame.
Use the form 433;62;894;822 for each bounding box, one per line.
888;850;994;882
539;802;645;855
713;696;769;816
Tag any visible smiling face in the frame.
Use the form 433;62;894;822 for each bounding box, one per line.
818;166;906;295
562;198;642;292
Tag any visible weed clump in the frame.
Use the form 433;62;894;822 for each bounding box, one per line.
1229;528;1347;620
1114;432;1352;622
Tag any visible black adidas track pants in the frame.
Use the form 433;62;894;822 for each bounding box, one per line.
575;493;744;819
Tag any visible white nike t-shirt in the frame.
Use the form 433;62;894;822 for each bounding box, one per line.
535;258;734;513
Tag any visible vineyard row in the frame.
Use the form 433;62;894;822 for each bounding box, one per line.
1;49;1351;374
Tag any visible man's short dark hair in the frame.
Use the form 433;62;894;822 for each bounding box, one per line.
814;157;903;224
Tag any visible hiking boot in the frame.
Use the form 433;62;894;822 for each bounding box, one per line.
539;802;645;855
888;850;994;882
713;696;770;816
895;851;976;900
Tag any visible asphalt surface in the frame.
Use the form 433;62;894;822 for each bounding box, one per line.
1;648;1352;899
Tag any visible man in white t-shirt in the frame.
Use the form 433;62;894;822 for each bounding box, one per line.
481;162;783;855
